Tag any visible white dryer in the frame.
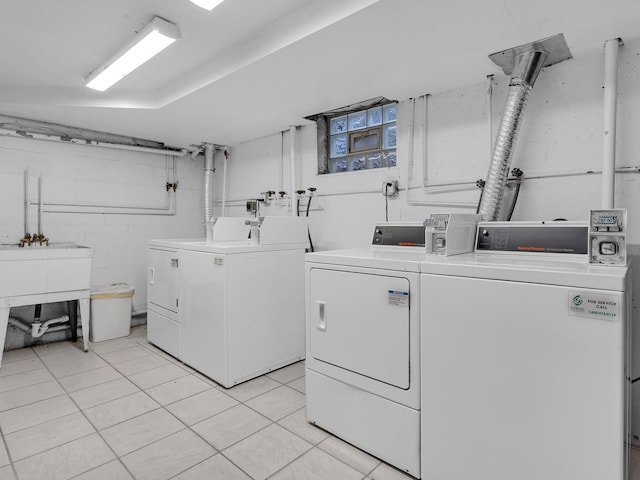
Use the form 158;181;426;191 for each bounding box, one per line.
420;221;631;480
305;222;426;478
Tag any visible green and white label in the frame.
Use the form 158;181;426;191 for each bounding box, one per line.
568;291;620;321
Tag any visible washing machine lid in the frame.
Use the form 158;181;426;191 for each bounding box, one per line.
421;253;628;291
306;248;426;272
176;240;307;254
148;238;204;248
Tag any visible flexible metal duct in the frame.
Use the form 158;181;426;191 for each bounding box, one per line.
478;51;546;221
479;34;571;221
203;144;215;234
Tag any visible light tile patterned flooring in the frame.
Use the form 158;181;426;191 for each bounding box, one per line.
0;326;413;480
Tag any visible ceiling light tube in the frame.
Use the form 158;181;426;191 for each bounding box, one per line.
189;0;225;11
85;16;181;92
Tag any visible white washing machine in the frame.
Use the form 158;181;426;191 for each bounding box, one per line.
147;217;251;359
420;221;631;480
305;222;426;478
177;216;308;387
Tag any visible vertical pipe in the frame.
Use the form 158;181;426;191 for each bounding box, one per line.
203;144;215;237
486;75;494;164
422;95;429;187
278;132;284;192
289;126;297;217
407;98;416;186
602;38;620;209
222;147;228;217
24;169;29;235
38;176;43;235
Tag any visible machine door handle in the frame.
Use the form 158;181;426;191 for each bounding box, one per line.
171;258;179;267
316;301;326;331
149;267;155;285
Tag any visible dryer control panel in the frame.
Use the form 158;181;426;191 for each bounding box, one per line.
372;223;425;247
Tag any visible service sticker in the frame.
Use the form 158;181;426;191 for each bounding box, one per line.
568;291;620;321
388;290;409;307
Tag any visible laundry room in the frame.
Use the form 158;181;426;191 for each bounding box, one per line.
1;1;639;479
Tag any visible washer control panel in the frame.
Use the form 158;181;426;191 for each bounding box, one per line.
589;209;627;265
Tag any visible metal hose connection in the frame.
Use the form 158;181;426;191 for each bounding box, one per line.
478;50;547;221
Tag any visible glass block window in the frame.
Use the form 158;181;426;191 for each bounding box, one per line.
306;97;397;175
324;102;396;174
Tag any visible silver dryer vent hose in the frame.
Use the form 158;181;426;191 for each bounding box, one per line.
203;144;215;226
478;50;547;221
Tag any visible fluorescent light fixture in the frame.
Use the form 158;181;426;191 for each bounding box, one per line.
86;16;181;92
190;0;225;11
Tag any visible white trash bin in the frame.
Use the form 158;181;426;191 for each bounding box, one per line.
90;283;135;342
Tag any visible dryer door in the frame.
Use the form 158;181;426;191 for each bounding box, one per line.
308;268;411;389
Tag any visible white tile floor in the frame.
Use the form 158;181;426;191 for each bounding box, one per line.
0;326;415;480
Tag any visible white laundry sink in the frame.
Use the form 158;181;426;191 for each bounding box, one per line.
0;243;93;360
0;244;92;297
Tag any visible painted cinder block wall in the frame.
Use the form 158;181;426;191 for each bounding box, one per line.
0;137;205;317
216;37;640;444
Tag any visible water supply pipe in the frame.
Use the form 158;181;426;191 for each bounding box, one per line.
37;175;43;237
602;38;621;209
479;34;572;221
24;168;30;237
289;126;297;217
222;147;229;217
203;143;215;237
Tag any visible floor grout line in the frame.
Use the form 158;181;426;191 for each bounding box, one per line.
0;328;411;480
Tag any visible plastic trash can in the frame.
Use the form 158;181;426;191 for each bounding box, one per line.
90;283;135;342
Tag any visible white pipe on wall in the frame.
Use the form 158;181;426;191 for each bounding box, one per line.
405;94;478;208
24;168;30;235
222;147;229;217
17;153;177;216
38;175;43;235
602;38;621;210
0;128;186;157
289;126;297;217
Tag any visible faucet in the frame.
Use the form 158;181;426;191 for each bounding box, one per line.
28;233;49;246
18;233;32;247
35;233;49;246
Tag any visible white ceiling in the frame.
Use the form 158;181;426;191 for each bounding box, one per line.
1;0;640;149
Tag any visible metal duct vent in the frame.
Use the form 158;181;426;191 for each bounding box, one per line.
478;34;572;221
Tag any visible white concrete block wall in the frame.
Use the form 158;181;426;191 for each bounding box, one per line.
217;37;640;444
0;136;204;314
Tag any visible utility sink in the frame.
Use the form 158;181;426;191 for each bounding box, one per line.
0;242;78;250
0;243;93;362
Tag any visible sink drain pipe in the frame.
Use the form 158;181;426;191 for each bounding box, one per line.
8;316;70;338
478;34;572;221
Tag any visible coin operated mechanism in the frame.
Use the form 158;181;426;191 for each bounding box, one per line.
425;213;481;256
589;209;627;265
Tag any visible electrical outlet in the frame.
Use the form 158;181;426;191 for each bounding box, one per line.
382;180;398;197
